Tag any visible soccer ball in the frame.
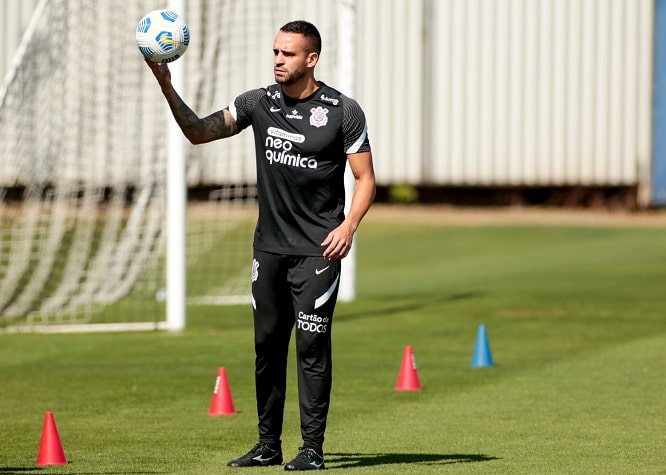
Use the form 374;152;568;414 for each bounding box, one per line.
136;10;190;63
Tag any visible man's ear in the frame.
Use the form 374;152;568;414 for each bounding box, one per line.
307;51;319;68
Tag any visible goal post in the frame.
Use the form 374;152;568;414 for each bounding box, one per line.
0;0;358;333
338;0;358;302
166;0;187;332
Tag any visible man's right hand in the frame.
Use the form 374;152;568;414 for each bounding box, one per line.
144;58;172;92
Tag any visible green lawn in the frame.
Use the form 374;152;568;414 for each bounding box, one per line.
1;213;664;474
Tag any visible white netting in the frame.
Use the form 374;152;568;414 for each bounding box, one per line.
0;0;341;330
0;0;168;327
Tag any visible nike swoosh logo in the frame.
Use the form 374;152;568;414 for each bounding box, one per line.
315;266;330;275
252;453;279;464
310;461;325;469
270;106;281;112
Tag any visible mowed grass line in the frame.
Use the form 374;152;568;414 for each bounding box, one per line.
1;219;664;474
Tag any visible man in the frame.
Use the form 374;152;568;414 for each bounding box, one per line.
145;20;375;471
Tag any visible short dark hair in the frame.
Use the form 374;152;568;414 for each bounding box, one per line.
280;20;322;54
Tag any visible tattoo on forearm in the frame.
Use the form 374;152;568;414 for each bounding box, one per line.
204;110;236;138
164;89;236;142
177;101;201;131
165;90;203;139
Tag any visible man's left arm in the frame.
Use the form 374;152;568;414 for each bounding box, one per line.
321;151;376;261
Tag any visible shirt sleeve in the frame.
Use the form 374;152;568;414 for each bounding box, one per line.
228;88;266;132
341;96;371;154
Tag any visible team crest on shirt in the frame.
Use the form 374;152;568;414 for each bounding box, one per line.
309;106;329;128
251;259;260;282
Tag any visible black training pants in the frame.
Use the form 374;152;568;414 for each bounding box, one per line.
251;249;341;451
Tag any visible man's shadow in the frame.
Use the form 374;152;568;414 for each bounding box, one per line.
337;291;485;323
326;452;499;469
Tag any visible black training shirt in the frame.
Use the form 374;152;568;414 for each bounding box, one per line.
229;82;371;256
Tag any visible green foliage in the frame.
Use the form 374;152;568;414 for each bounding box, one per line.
388;184;419;204
1;218;665;473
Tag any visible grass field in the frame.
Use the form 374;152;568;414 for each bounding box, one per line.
1;207;665;474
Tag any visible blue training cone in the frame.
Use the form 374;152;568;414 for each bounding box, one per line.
471;324;494;367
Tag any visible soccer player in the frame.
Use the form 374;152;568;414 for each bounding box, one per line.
144;20;375;471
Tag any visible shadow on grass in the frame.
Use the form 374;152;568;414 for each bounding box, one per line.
338;291;485;322
327;452;499;468
0;468;164;475
0;469;41;474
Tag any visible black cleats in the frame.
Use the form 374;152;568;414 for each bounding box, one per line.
227;443;283;467
284;447;325;471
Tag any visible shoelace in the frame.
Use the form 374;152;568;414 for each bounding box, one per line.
296;448;320;460
248;443;276;456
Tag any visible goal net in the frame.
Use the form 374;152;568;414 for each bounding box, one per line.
0;0;343;331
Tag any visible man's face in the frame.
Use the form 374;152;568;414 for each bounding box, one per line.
273;31;317;85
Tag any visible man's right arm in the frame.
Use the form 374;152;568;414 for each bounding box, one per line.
145;59;237;144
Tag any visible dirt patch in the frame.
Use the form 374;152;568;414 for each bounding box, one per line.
365;204;666;228
185;202;665;227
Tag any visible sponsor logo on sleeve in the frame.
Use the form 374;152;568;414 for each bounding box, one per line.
320;94;339;106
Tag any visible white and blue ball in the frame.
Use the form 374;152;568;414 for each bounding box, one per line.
136;10;190;63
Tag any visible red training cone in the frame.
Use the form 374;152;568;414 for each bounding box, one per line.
36;412;67;466
209;367;236;415
395;345;422;391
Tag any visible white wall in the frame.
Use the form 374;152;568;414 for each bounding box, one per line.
358;0;654;188
0;0;656;191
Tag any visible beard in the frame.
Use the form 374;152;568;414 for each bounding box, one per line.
275;62;308;85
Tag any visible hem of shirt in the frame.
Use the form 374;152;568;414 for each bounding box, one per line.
253;243;324;258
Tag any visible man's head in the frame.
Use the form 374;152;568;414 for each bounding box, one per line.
273;20;321;87
279;20;322;55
